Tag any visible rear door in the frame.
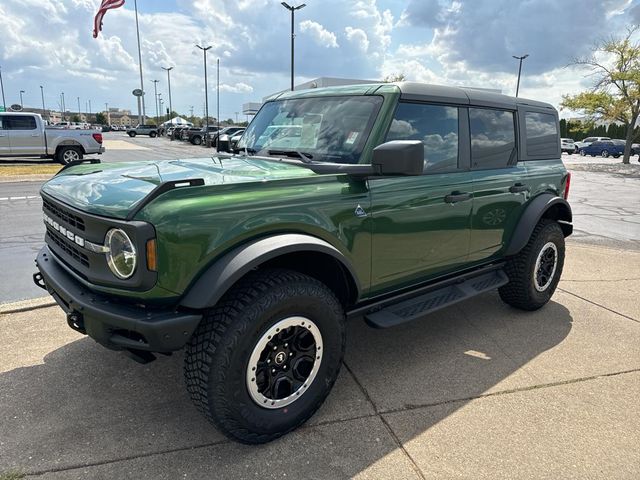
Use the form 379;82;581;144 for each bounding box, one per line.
369;102;473;295
468;107;527;262
0;115;10;154
7;115;45;155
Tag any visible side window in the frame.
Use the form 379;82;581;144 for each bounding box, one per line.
386;102;459;173
7;115;37;130
469;108;516;169
525;112;559;157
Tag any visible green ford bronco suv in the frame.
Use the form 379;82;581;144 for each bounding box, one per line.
34;82;572;444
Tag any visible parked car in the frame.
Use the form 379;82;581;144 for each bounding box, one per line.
574;136;610;152
188;126;220;145
0;112;104;164
611;139;640;155
229;129;246;151
560;138;575;154
174;125;192;140
127;124;158;137
34;82;572;444
206;126;245;148
579;139;624;157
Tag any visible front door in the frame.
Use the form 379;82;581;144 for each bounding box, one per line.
7;115;45;155
369;102;473;296
0;115;10;154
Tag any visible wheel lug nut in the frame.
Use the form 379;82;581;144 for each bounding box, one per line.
284;343;288;347
273;346;277;351
289;352;293;357
267;359;271;364
271;368;276;373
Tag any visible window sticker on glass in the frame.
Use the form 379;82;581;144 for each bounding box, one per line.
300;114;321;148
345;131;359;145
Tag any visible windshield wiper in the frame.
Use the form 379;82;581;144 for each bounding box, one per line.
267;149;314;163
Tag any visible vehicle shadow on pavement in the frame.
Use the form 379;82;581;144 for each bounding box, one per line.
0;292;573;478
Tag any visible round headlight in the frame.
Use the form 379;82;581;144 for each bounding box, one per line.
105;229;137;279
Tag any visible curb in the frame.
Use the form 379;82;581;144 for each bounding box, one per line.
0;296;56;314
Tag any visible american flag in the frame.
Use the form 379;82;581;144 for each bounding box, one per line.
93;0;125;38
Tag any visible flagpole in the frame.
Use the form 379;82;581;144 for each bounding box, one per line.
134;0;146;125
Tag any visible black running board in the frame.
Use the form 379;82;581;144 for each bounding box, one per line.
364;270;508;328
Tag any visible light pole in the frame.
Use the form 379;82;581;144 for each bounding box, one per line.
512;54;529;97
40;85;46;119
77;96;81;120
133;0;146;123
161;66;173;119
105;102;110;125
281;2;306;91
61;92;66;121
19;90;25;108
196;44;212;134
216;57;220;150
0;66;6;111
151;79;159;125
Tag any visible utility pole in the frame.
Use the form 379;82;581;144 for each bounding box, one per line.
88;99;92;116
281;2;306;91
133;0;146;123
105;102;110;125
61;92;66;121
151;79;159;125
77;96;81;120
190;105;194;120
0;66;6;111
19;90;25;108
512;54;529;97
161;66;174;118
40;85;46;119
216;57;220;151
235;112;239;124
196;44;212;135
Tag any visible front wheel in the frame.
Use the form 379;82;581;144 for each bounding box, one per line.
499;219;565;311
192;136;202;145
128;132;136;137
149;131;157;138
601;150;609;157
184;268;345;444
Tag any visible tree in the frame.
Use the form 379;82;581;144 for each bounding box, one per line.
95;112;107;125
382;73;407;83
559;118;567;137
70;114;80;123
561;27;640;164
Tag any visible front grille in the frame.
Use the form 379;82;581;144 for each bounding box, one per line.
43;198;86;231
47;227;90;267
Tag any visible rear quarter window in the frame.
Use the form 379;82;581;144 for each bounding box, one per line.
525;112;559;157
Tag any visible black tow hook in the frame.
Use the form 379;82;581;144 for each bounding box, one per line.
67;312;86;334
33;272;47;290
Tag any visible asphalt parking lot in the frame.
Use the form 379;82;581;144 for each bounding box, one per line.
1;136;639;479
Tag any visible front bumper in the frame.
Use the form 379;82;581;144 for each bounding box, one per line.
34;246;201;352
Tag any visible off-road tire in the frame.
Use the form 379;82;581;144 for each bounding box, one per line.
149;131;157;138
192;136;202;145
499;219;565;311
128;131;136;137
184;268;346;444
56;146;83;165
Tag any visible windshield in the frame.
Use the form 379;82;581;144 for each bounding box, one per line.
237;95;383;164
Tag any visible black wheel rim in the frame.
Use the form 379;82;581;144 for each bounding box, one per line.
534;242;558;292
247;317;323;409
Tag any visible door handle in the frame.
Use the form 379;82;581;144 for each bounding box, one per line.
0;133;7;137
31;133;40;137
444;192;472;204
509;183;530;193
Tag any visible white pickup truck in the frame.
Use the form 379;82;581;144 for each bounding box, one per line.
0;112;104;164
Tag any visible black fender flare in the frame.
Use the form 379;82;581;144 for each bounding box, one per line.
505;194;572;256
179;234;361;310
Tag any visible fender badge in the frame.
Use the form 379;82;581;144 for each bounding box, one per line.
354;204;367;218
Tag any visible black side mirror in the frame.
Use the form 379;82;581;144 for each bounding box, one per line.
371;140;424;176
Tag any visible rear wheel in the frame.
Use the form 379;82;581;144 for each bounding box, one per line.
56;146;83;165
184;268;345;444
580;149;586;156
192;136;202;145
499;219;565;311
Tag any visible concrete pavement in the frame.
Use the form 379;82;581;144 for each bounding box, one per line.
1;243;638;479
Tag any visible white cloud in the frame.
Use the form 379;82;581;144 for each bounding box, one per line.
299;20;339;48
219;83;254;94
345;27;369;52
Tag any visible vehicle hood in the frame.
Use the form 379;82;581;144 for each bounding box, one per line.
41;156;316;219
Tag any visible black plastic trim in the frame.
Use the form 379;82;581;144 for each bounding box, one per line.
505;194;572;256
126;178;205;220
180;234;362;310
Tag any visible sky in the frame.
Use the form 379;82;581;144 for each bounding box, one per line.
1;0;639;121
